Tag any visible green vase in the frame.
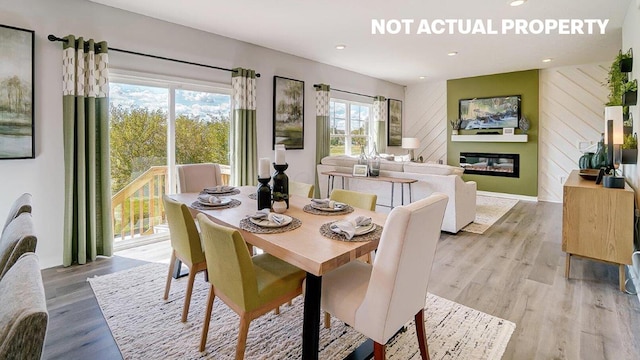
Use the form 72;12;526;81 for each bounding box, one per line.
579;152;593;169
591;136;606;169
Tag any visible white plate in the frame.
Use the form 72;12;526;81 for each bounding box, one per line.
249;215;293;228
354;223;376;236
204;186;237;194
310;203;347;212
198;198;232;207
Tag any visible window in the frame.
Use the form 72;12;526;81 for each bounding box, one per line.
329;99;372;156
108;72;231;246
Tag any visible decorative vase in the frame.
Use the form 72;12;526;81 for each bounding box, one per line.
368;142;380;177
272;200;287;214
257;177;271;210
519;116;530;134
591;134;607;169
579;153;593;169
357;146;368;166
272;163;289;209
452;129;459;135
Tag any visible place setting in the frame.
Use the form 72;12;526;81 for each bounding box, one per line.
320;215;383;242
201;185;241;196
239;209;302;234
190;193;241;210
303;198;354;216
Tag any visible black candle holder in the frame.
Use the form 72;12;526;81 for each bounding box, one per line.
257;177;272;210
272;163;289;209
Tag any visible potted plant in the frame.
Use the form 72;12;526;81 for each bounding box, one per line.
623;79;637;107
622;133;637;164
450;119;461;135
606;51;627;106
620;48;633;73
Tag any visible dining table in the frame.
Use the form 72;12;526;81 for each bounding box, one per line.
169;186;388;359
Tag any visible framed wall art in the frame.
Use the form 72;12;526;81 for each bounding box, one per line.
0;24;34;159
273;76;304;149
387;98;402;146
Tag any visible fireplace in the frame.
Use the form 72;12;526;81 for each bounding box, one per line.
460;152;520;178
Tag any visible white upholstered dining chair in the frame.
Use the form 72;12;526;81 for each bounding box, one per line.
320;193;448;360
176;163;223;193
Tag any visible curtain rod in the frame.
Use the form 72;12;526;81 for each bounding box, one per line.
47;34;261;78
313;84;375;99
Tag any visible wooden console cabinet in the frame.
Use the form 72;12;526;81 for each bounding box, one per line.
562;170;634;291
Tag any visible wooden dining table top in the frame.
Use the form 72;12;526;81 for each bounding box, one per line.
169;186;388;276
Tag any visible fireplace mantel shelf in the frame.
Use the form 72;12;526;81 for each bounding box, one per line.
451;134;528;143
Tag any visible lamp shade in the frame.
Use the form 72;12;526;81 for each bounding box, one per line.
604;106;623;145
401;137;420;149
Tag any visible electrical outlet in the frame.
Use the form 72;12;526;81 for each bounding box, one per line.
559;176;566;184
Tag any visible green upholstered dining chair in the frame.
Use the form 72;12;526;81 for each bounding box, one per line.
196;214;305;358
162;195;207;322
329;189;377;211
289;181;314;198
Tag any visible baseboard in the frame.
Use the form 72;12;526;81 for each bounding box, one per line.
477;190;538;202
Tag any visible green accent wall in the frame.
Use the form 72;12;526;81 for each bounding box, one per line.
447;70;539;196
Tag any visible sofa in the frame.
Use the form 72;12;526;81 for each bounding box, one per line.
317;155;477;233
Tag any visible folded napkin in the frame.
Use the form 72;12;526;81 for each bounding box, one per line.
247;209;270;219
311;198;344;209
205;185;235;193
268;213;286;225
198;194;222;204
330;216;372;239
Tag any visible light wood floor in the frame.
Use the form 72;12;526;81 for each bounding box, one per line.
41;200;640;359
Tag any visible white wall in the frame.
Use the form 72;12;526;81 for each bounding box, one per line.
404;81;447;163
538;63;609;202
0;0;404;268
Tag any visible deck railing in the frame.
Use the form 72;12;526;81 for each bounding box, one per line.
111;164;230;241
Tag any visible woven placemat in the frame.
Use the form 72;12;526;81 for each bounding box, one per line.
302;204;354;216
319;221;383;242
200;188;241;196
190;199;241;210
239;217;302;234
248;193;257;200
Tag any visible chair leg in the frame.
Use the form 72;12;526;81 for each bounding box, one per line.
275;306;280;315
374;342;386;359
236;315;251;360
182;266;198;322
414;309;430;360
164;251;176;300
199;285;216;352
324;311;331;328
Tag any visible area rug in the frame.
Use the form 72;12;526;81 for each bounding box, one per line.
88;263;515;359
462;195;519;234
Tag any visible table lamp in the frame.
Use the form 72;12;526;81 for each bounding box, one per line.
401;137;420;161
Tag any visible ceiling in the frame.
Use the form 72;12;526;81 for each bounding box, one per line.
89;0;632;86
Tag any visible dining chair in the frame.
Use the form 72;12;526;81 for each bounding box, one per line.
289;181;314;198
330;189;377;212
196;214;305;358
0;212;37;281
162;195;207;322
176;163;223;193
2;193;32;233
321;193;448;360
0;253;48;360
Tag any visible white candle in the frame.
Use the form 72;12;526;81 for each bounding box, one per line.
258;158;271;178
275;144;286;165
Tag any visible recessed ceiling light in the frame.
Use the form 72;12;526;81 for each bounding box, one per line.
542;58;553;63
419;76;426;80
335;44;346;50
448;51;458;56
509;0;527;6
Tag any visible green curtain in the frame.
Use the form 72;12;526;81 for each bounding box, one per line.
62;36;112;266
231;68;257;186
373;96;387;153
314;84;330;198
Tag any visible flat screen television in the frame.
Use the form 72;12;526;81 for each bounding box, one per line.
459;95;521;130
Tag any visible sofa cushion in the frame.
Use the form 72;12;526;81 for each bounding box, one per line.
403;162;464;176
321;155;404;172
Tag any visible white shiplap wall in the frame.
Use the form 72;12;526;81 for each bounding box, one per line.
404;81;448;163
538;63;609;202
